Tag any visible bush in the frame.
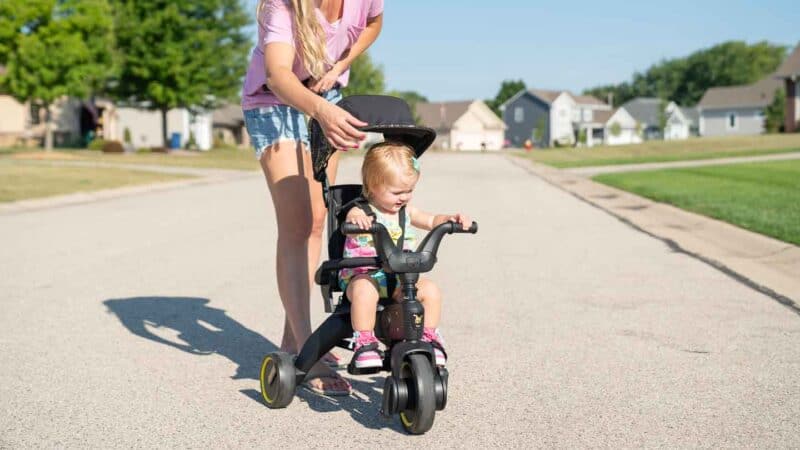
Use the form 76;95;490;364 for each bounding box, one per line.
102;140;125;153
150;146;169;153
87;138;107;151
123;127;132;144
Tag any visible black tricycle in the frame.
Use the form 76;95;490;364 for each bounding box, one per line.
258;95;477;435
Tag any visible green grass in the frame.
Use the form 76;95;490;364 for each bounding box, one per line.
0;162;192;203
524;134;800;168
593;159;800;245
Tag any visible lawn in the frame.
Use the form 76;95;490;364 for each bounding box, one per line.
0;162;192;203
593;159;800;245
524;134;800;168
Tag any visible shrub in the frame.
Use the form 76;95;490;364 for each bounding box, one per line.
123;127;132;144
102;140;125;153
88;138;107;151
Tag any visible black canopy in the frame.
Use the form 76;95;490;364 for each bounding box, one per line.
310;95;436;182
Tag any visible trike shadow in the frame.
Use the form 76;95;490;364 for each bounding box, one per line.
103;296;403;432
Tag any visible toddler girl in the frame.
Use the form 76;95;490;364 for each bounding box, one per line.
339;141;471;369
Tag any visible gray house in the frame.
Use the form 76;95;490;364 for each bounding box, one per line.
697;75;783;136
500;89;610;148
774;44;800;133
620;98;665;140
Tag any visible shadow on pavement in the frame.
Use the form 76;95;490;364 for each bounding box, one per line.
104;296;402;432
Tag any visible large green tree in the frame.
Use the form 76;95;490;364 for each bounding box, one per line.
0;0;116;149
584;41;787;106
487;79;526;117
111;0;250;147
342;52;385;96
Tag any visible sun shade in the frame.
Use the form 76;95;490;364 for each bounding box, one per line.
310;95;436;182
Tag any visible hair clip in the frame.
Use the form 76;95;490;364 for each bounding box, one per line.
411;156;420;173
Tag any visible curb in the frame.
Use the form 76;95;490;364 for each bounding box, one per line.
509;155;800;311
0;164;259;215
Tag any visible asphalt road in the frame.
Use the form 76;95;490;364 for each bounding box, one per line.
1;153;798;447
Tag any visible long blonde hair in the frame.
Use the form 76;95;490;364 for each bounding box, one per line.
257;0;329;79
362;142;419;200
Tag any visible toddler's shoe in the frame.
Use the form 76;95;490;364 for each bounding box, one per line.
350;331;383;369
422;328;447;367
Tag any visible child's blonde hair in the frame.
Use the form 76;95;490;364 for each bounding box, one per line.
362;142;419;200
257;0;330;79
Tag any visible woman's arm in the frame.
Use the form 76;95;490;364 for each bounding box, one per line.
309;14;384;93
264;42;366;149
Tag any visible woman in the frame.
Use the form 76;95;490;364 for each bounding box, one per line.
242;0;384;396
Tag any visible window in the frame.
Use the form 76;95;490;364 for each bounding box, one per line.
514;107;524;123
727;112;738;130
29;104;42;125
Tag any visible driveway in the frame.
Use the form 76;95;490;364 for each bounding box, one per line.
1;152;798;447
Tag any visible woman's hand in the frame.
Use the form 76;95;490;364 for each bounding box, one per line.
314;101;367;150
309;65;343;94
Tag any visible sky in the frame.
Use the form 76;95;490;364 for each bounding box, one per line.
245;1;800;102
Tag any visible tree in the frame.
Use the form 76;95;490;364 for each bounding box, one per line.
765;88;786;133
583;40;787;106
487;79;525;117
0;0;117;150
342;52;385;96
110;0;250;147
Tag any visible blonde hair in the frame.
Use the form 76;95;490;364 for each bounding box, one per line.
257;0;330;80
362;142;419;200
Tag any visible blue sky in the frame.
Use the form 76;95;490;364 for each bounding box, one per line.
246;1;799;101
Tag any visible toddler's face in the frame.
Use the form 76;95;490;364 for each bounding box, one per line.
372;174;417;214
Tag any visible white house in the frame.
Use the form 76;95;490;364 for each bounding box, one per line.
416;100;506;150
114;107;213;150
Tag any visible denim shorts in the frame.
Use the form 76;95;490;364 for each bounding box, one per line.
243;88;342;160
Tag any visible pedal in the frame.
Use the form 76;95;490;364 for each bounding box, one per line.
347;361;383;375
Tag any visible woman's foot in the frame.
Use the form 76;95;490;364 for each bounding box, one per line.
350;331;383;369
422;328;447;367
321;351;344;368
303;361;351;396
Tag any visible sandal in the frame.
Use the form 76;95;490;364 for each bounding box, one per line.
302;371;352;397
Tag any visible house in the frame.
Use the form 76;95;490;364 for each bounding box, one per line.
415;100;506;150
212;103;248;148
774;44;800;132
113;106;213;150
500;89;611;148
574;107;641;147
620;98;666;140
664;103;699;140
697;75;783;136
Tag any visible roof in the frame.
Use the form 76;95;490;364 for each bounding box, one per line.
775;44;800;78
678;107;699;126
592;109;614;124
212;103;244;127
528;89;563;104
698;75;783;110
415;101;472;131
621;97;665;125
572;94;606;106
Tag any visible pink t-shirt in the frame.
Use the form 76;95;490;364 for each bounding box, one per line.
241;0;383;110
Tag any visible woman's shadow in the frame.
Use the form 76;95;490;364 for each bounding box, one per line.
103;296;402;431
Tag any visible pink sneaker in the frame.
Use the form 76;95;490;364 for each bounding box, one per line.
350;331;383;369
422;328;447;367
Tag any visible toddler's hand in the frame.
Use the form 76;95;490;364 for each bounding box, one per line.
348;214;374;230
449;213;471;230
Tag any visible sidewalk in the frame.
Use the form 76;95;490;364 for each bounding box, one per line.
563;151;800;177
511;155;800;307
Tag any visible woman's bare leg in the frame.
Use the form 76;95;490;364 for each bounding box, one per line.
260;141;348;392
